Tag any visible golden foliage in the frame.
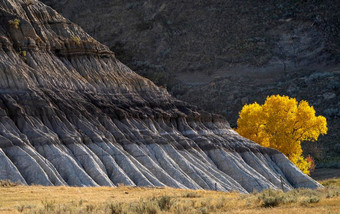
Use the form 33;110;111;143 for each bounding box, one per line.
235;95;327;174
8;19;20;29
71;36;81;45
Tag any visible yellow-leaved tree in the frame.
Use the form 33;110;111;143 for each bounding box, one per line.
235;95;327;175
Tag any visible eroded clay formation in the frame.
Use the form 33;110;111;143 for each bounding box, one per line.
0;0;321;193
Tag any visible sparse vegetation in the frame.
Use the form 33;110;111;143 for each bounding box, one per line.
106;202;123;214
255;188;328;208
71;36;81;45
16;48;27;63
19;50;27;62
8;19;20;29
0;179;339;213
41;199;56;212
0;180;19;187
34;36;43;45
320;178;340;188
87;38;96;43
25;0;33;6
157;195;172;211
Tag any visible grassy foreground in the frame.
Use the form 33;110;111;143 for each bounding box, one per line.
0;179;339;214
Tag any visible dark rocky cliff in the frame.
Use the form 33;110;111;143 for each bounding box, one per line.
0;0;321;192
41;0;340;166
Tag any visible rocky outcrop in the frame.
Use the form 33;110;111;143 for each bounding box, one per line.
0;0;321;192
41;0;340;165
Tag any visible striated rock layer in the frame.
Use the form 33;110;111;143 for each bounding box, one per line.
0;0;321;192
41;0;340;165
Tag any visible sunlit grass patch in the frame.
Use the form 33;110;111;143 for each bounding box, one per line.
319;178;340;188
0;179;339;213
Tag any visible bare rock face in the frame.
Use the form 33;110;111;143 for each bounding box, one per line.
0;0;321;192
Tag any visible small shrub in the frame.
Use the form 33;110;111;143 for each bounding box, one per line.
41;199;56;211
299;195;320;206
262;195;281;207
71;36;81;45
183;192;201;198
157;195;172;211
0;180;19;187
8;19;20;29
86;204;96;212
282;193;297;204
145;205;158;214
35;36;43;45
87;38;95;43
78;199;86;206
133;200;159;214
106;202;123;214
15;204;25;213
326;189;340;198
20;50;27;57
294;188;320;197
25;0;33;6
307;195;320;203
15;204;35;213
321;178;340;188
55;204;73;213
257;189;284;207
142;202;158;214
215;196;227;209
19;50;27;62
200;207;209;214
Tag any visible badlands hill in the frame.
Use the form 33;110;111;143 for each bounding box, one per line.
42;0;340;166
0;0;321;192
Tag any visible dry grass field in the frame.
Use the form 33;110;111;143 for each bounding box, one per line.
0;179;339;214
